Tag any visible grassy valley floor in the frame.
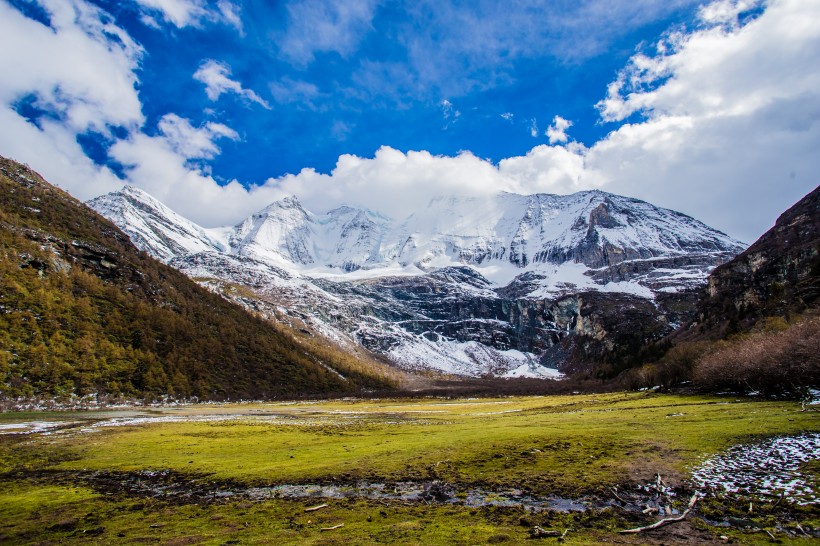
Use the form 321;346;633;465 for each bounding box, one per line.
1;392;818;544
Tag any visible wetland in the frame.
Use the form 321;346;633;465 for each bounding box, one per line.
1;392;819;544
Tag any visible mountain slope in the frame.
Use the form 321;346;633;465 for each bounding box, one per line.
0;157;395;402
87;185;225;263
658;184;820;345
624;185;820;395
699;184;820;334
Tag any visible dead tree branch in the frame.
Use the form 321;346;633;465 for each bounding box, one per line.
620;493;700;534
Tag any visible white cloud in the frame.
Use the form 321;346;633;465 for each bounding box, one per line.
193;60;270;108
528;118;538;138
0;0;143;133
278;0;379;66
699;0;761;25
440;99;461;128
0;0;143;198
546;115;572;144
133;0;242;30
500;112;514;121
0;106;124;199
156;114;238;159
587;0;820;241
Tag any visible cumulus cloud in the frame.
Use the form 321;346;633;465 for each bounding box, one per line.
588;0;820;241
546;116;572;144
133;0;242;31
278;0;378;66
0;0;143;132
0;0;142;198
193;60;270;108
156;114;238;159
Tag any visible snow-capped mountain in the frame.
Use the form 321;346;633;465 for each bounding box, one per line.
385;191;739;273
228;196;391;271
88;187;745;378
87;186;225;262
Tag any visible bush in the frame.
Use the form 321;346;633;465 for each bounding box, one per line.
619;341;711;390
692;316;820;398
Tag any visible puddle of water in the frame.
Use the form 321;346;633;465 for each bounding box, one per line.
81;471;601;512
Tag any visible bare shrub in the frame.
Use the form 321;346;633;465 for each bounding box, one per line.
693;316;820;398
619;341;713;390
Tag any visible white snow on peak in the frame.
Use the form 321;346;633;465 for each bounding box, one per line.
88;186;744;292
87;185;225;263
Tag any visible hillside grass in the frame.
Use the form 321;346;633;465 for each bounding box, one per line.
1;393;818;544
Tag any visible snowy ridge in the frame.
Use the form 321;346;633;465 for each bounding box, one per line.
89;187;743;289
88;186;745;378
88;186;224;263
384;191;741;274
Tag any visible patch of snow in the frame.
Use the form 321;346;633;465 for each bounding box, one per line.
691;433;820;505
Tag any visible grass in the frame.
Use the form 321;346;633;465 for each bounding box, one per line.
0;392;818;544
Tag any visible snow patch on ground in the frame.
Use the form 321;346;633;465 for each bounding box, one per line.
691;433;820;505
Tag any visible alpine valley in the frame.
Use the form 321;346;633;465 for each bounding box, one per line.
89;183;745;379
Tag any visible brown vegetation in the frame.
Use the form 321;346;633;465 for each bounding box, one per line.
692;315;820;398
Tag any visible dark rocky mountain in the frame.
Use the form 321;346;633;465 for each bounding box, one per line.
682;185;820;340
0;157;396;403
626;185;820;397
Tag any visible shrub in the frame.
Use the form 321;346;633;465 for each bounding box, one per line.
692;316;820;398
619;341;712;390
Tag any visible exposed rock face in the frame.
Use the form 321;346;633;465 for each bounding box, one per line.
89;185;747;378
688;185;820;337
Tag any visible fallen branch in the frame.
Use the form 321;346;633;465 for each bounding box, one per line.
305;503;329;512
320;523;344;531
530;526;562;538
611;487;630;505
620;493;700;534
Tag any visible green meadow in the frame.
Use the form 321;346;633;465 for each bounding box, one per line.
1;393;818;544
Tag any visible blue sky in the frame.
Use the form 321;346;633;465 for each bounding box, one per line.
75;0;703;183
1;0;818;243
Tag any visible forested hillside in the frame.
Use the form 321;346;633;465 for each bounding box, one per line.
0;157;396;402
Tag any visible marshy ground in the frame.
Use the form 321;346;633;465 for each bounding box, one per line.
1;392;818;544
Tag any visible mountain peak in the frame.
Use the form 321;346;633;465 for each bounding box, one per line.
261;195;303;212
93;186;745;289
88;186;224;263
